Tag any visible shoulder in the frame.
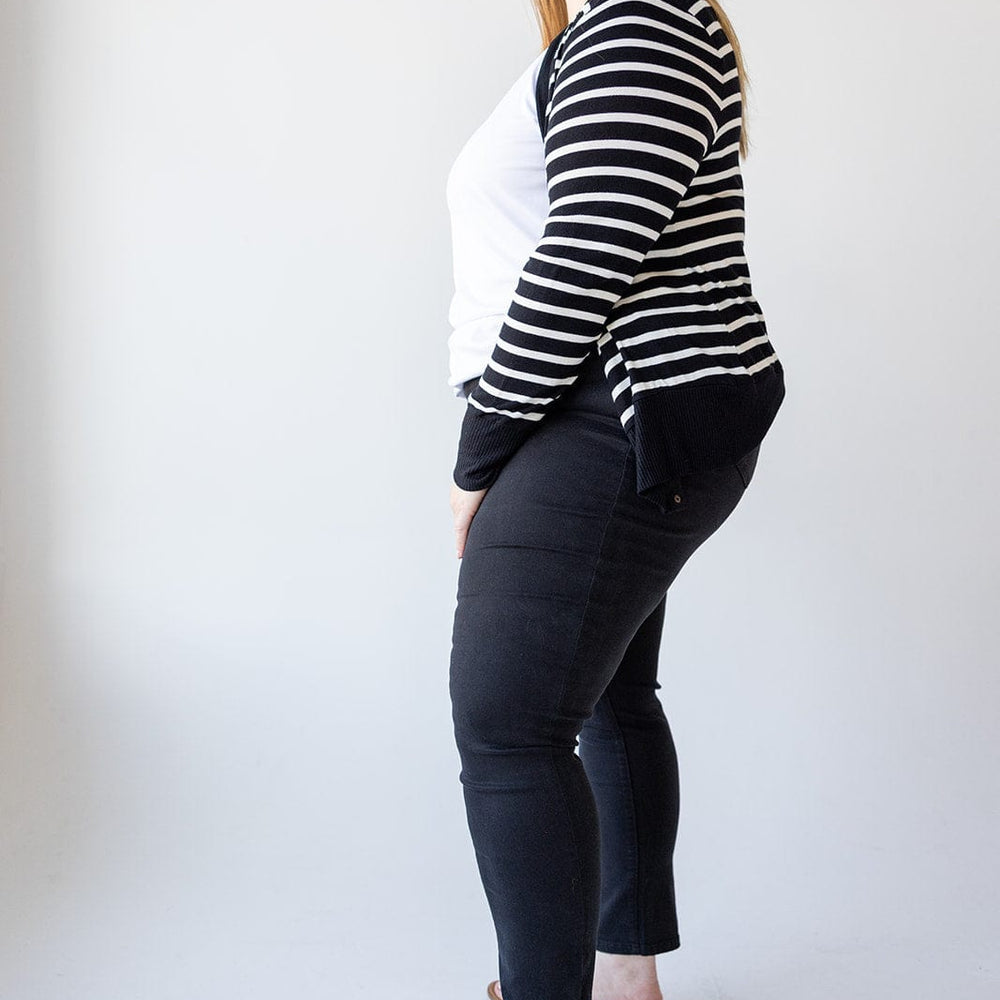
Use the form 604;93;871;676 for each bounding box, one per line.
573;0;722;48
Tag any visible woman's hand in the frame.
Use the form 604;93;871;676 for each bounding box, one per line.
450;481;489;559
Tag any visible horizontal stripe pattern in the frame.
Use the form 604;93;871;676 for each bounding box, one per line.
453;0;784;497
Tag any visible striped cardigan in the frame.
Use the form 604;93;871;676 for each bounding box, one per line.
452;0;786;512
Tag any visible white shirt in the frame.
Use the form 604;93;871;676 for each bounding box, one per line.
444;49;549;399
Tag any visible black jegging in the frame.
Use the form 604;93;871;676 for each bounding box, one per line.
449;349;759;1000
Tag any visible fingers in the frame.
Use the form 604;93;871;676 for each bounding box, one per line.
453;501;475;559
450;483;486;559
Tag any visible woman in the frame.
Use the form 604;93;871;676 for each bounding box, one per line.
445;2;786;998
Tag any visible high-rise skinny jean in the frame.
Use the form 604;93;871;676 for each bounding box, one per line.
449;348;760;1000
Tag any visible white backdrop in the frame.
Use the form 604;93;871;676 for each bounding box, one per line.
1;1;998;998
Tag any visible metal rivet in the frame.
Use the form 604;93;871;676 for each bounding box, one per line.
673;494;681;503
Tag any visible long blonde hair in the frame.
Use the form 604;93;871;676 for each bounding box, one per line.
530;0;751;158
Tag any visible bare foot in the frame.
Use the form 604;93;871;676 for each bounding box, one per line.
594;951;663;1000
492;952;663;1000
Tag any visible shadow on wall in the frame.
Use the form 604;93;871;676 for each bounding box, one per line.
0;0;103;980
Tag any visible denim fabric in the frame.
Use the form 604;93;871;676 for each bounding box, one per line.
450;348;759;1000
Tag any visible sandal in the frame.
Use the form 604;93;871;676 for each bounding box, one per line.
486;981;502;1000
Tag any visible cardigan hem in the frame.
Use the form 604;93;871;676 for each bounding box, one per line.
624;360;786;513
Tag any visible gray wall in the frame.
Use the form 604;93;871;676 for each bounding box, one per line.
1;1;997;998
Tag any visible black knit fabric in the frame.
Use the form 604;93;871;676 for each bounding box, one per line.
452;0;785;511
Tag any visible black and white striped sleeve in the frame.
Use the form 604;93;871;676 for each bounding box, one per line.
452;0;724;492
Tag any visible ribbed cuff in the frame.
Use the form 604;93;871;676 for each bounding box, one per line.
452;402;537;491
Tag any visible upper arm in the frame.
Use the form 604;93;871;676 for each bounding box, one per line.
542;0;724;250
